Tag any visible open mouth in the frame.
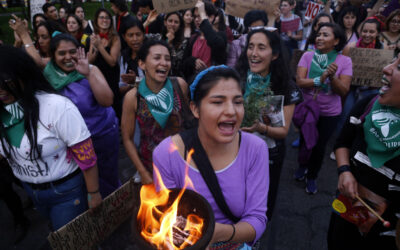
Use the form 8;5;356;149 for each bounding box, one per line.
64;61;75;68
249;59;262;67
218;121;236;135
379;75;391;95
155;69;168;76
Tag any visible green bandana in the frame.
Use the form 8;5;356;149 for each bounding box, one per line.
244;71;271;99
138;77;174;128
309;50;338;79
363;100;400;168
43;60;85;90
0;102;25;148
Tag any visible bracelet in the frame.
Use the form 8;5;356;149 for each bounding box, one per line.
24;43;34;48
337;165;351;176
88;189;99;194
313;77;321;87
226;224;235;242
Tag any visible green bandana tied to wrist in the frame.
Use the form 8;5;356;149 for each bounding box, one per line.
244;71;271;99
363;100;400;168
309;50;338;80
0;102;25;148
138;77;174;128
43;60;85;90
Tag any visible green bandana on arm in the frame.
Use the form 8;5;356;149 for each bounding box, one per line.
363;100;400;168
43;60;85;90
0;102;25;148
138;77;174;128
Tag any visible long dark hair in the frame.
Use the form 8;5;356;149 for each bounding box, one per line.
236;29;292;96
0;46;56;162
36;20;66;57
162;12;185;50
121;17;146;74
337;6;360;39
93;8;117;42
316;23;347;52
305;13;333;50
65;14;83;36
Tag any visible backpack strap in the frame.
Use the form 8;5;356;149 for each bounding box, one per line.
179;128;240;223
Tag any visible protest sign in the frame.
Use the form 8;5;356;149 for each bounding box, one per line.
47;179;138;250
281;18;300;33
30;0;46;22
305;1;323;19
349;47;393;87
152;0;196;14
225;0;280;18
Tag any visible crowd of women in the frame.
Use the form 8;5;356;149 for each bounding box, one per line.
1;0;400;248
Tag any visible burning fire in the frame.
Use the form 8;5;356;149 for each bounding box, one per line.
137;148;205;249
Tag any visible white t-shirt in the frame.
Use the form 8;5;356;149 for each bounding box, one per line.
0;93;91;183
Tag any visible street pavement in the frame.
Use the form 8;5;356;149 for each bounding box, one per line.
0;127;338;250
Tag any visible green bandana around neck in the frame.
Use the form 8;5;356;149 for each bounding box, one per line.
363;100;400;168
138;77;174;128
43;60;85;90
0;102;25;148
309;50;338;79
244;71;271;100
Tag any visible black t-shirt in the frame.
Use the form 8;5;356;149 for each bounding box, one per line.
270;79;303;106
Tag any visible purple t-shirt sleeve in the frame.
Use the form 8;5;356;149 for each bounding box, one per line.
336;55;352;77
297;51;313;69
153;137;179;190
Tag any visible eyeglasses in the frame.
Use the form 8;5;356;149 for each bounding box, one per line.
99;16;110;20
248;26;278;32
391;19;400;25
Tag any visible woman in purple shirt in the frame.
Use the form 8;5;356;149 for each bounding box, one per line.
153;66;269;249
295;23;352;194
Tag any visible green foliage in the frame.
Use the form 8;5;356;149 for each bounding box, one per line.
242;86;274;127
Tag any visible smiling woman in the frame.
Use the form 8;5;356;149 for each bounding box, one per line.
328;54;400;250
121;39;189;185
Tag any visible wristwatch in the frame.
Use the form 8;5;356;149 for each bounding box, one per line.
337;165;351;176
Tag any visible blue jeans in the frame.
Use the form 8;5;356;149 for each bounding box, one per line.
22;173;87;230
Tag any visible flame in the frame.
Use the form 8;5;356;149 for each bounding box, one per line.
137;148;204;249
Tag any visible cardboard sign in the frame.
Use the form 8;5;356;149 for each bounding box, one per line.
305;1;323;19
47;179;138;250
225;0;280;19
152;0;196;14
281;18;300;33
349;47;393;87
30;0;46;22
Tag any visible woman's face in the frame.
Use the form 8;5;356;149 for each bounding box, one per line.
183;10;193;25
75;7;85;21
0;82;16;105
315;16;331;31
54;40;78;73
97;11;111;30
379;55;400;108
247;32;276;77
361;22;379;44
34;16;46;27
124;26;145;52
191;78;244;145
139;45;171;84
343;13;356;30
193;9;201;29
67;17;80;33
59;8;66;19
37;26;51;54
165;14;180;33
315;26;338;53
280;1;291;16
389;15;400;33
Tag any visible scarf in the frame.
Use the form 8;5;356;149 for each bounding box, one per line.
309;49;338;79
99;32;109;40
43;60;85;91
363;100;400;168
356;38;376;49
0;102;25;148
117;12;127;32
138;77;174;128
244;71;271;99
